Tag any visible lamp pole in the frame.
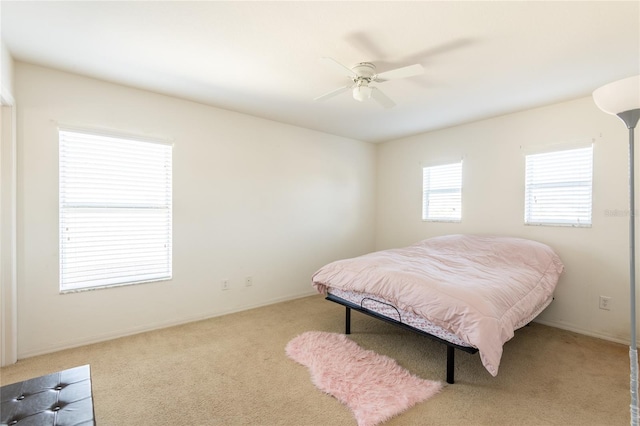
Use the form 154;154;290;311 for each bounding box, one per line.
593;75;640;426
621;110;640;426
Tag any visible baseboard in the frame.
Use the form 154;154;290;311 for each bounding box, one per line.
17;289;319;360
533;318;629;346
19;293;627;361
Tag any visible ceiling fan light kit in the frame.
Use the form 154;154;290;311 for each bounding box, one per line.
315;57;424;109
353;84;372;102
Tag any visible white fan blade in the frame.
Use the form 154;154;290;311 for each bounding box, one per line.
322;57;357;78
375;63;424;82
371;87;396;109
314;85;353;102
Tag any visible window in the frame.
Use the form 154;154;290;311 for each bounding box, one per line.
59;129;173;292
422;161;462;222
524;145;593;227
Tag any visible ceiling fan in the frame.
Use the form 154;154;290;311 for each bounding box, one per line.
314;57;424;109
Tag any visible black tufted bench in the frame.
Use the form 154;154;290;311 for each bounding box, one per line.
0;364;96;425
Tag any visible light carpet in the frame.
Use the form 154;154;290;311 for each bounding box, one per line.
286;331;442;426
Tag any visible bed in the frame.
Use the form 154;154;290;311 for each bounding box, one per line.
312;234;564;384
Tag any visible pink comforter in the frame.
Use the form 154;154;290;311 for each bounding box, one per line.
312;234;564;376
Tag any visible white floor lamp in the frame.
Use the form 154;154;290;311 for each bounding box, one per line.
593;75;640;426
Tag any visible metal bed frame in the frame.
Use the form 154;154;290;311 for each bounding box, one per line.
326;293;478;384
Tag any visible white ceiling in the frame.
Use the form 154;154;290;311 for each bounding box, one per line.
2;1;639;143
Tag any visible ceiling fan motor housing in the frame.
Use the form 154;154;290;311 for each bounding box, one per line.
352;62;377;80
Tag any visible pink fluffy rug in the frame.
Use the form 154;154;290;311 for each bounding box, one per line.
285;331;442;426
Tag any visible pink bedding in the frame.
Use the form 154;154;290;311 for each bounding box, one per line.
312;234;564;376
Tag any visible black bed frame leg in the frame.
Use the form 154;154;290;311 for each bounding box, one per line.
446;346;455;384
327;294;473;385
345;307;351;335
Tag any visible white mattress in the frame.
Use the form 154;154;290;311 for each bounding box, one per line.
328;287;473;348
328;286;554;352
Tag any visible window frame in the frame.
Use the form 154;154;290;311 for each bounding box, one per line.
421;160;463;223
524;144;593;227
58;128;173;293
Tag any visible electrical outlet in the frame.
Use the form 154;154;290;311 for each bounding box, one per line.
245;276;253;287
221;280;230;291
599;296;611;310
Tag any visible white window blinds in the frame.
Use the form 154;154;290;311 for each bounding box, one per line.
422;161;462;222
524;145;593;227
59;130;173;292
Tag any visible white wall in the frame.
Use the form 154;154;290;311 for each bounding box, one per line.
377;97;632;343
1;40;13;97
15;62;376;358
1;39;18;366
13;59;634;356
